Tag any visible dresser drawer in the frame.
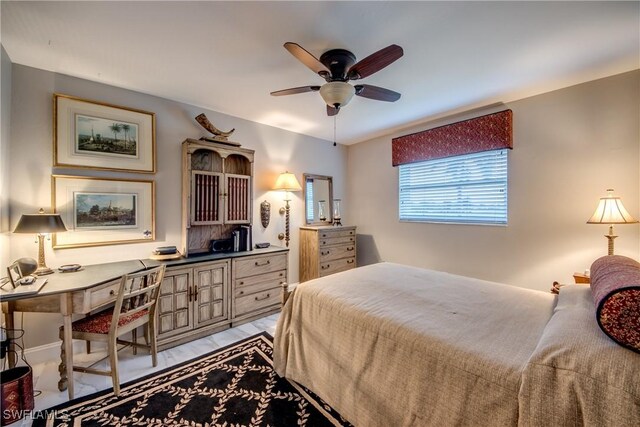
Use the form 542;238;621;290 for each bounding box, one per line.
319;235;356;247
234;253;287;278
319;257;356;276
317;228;356;239
235;269;286;288
319;244;356;262
235;278;285;298
235;287;280;316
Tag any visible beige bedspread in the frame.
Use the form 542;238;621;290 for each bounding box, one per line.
519;286;640;426
274;262;556;426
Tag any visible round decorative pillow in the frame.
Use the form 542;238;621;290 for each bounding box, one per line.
590;255;640;353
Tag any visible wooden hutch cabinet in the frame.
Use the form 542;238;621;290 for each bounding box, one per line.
182;138;254;256
147;138;289;350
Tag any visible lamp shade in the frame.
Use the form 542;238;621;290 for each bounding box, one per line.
319;82;355;107
587;189;638;224
14;210;67;234
273;172;302;192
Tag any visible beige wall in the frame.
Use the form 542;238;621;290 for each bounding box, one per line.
6;62;640;348
8;64;347;348
1;46;12;272
347;70;640;291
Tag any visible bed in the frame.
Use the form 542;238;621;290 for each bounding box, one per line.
273;261;640;426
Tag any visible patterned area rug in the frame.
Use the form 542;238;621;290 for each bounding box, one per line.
33;332;351;426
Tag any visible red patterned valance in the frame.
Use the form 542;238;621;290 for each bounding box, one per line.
392;110;513;166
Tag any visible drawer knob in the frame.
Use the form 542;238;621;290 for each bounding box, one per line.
321;251;329;256
322;241;326;245
347;247;354;251
255;293;270;301
279;272;284;277
321;264;330;270
255;260;271;267
239;281;244;285
321;233;327;237
347;260;354;264
109;290;116;296
239;291;244;295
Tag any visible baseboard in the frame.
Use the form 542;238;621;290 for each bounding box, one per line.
20;340;105;367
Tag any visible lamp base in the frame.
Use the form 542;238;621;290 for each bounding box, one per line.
604;225;618;256
34;266;55;276
605;234;618;256
35;233;55;275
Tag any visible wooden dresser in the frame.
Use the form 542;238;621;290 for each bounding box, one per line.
146;246;288;350
299;226;356;282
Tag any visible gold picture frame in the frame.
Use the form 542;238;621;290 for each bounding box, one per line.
54;93;156;173
6;261;23;289
52;175;155;249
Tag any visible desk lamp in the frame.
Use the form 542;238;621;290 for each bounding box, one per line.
14;208;67;275
273;172;302;247
587;189;638;255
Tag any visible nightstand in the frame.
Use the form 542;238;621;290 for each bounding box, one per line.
573;273;590;284
551;272;591;294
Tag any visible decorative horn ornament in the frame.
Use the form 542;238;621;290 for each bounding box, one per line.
195;113;235;141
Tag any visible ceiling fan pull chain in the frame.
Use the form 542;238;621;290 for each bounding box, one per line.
333;115;337;147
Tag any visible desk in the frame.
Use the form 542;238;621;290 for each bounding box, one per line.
1;247;289;400
1;260;146;400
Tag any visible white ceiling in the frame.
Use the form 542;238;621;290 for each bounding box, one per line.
2;1;638;145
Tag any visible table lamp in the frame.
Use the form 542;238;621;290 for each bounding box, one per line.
273;172;302;247
13;208;67;275
587;189;638;255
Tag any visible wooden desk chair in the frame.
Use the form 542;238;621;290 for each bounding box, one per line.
58;265;166;395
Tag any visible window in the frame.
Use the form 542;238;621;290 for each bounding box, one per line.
399;149;508;225
306;179;314;222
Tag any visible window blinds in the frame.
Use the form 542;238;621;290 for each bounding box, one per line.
306;180;314;222
399;149;508;225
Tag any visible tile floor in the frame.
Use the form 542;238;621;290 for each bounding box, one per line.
13;314;279;426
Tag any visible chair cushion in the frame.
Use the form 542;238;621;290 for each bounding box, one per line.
71;308;149;334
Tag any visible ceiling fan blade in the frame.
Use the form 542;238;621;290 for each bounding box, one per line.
327;105;340;116
270;86;321;96
284;42;330;78
348;44;404;80
354;84;401;102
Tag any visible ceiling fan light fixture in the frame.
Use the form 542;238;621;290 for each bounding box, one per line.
319;82;355;107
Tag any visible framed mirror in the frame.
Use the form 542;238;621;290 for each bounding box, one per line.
303;174;333;225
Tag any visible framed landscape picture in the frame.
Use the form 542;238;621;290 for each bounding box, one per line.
54;94;156;173
52;175;155;248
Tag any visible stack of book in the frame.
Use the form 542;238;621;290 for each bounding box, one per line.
231;226;252;252
154;246;177;255
150;246;182;260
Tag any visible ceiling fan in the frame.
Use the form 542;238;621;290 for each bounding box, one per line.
271;42;404;116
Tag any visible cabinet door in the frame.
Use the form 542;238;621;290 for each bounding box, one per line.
194;261;229;328
224;174;251;224
191;171;224;224
157;267;193;340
